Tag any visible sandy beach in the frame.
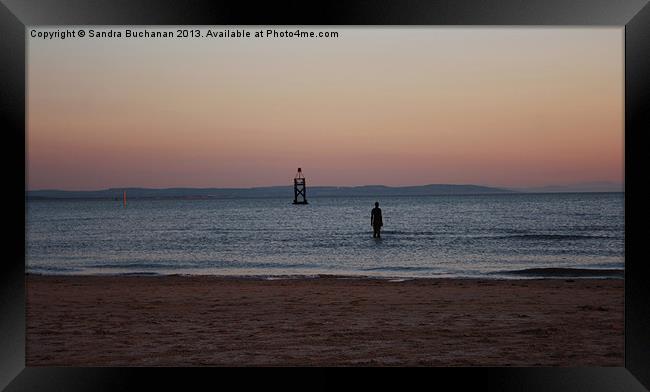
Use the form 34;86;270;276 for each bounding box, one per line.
26;275;623;366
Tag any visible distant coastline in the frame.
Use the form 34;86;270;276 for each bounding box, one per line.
27;184;516;200
26;183;624;201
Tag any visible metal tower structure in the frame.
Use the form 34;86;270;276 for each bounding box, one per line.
293;168;308;204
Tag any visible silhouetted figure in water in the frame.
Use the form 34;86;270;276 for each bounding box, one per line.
371;202;383;238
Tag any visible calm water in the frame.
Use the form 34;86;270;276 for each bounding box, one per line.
26;193;624;279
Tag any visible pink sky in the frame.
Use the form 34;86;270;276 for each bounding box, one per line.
27;27;623;190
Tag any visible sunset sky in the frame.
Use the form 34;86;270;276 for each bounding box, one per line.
27;27;623;190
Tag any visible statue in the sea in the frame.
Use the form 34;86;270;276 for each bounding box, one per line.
371;201;383;238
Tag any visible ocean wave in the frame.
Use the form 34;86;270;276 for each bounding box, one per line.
85;260;317;271
379;230;450;236
500;234;618;240
362;266;438;272
497;267;623;278
87;262;181;270
454;234;622;242
351;232;620;241
27;266;83;274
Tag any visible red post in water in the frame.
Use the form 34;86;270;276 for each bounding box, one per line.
123;191;126;208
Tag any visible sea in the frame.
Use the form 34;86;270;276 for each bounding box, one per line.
26;193;624;279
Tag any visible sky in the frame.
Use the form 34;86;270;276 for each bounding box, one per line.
27;27;624;190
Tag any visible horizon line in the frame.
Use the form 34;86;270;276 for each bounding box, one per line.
27;181;625;193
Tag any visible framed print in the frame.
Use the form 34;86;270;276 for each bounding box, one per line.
1;0;649;390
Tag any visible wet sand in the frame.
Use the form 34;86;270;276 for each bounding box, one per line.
26;275;623;366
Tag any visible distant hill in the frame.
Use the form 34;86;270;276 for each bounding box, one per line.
509;182;624;193
27;184;516;200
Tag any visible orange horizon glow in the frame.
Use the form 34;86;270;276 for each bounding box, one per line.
27;27;624;191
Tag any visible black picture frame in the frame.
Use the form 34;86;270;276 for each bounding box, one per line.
2;0;649;390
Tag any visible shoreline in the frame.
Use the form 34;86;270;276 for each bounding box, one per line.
27;274;623;366
25;266;625;280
